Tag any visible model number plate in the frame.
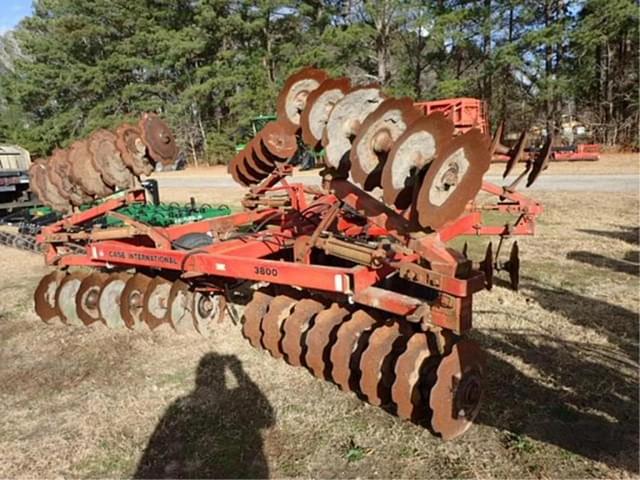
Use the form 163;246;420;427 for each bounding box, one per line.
254;266;278;277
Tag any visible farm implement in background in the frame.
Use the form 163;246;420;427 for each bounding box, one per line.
32;67;551;441
0;181;231;254
27;112;179;214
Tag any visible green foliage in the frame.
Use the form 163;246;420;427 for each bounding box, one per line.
343;438;366;463
0;0;637;159
205;131;235;165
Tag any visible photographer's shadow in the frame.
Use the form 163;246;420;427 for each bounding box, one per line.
135;353;274;479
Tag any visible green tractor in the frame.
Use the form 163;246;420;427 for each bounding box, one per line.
235;115;325;170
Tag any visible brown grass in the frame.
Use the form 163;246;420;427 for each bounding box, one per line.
0;191;638;478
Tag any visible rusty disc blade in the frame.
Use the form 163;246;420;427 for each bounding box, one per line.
31;159;71;212
142;276;172;330
139;113;178;166
245;140;275;175
237;149;269;184
192;290;221;336
382;112;455;209
115;122;154;176
76;272;109;326
429;339;484;440
416;129;491;230
88;129;135;189
304;303;350;380
39;157;71;212
55;271;90;326
228;152;254;187
260;121;298;160
391;333;438;421
322;85;386;171
329;309;378;392
350;97;421;191
165;280;195;334
53;150;91;206
280;298;325;366
242;290;273;349
358;321;410;407
300;77;351;148
34;270;66;324
276;66;329;130
47;149;71;200
251;134;278;168
503;130;528;179
120;272;152;330
98;272;132;329
526;135;553;187
261;294;298;359
27;160;48;207
68;140;113;198
28;160;54;210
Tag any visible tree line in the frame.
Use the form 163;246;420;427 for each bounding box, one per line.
0;0;637;163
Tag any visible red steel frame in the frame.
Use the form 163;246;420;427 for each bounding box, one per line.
37;174;541;334
413;98;489;135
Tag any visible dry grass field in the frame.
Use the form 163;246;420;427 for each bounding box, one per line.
0;159;638;478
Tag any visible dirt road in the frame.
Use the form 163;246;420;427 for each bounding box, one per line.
156;173;639;192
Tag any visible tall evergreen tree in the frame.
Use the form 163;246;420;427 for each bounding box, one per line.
0;0;637;157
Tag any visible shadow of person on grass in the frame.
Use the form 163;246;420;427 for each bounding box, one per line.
135;353;274;479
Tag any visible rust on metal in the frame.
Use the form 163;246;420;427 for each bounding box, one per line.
300;77;351;148
142;275;172;329
391;332;435;421
350;97;421;191
192;290;220;336
280;298;325;367
68;140;113;197
98;272;132;329
75;272;109;326
34;270;66;324
242;289;273;349
55;271;90;326
139;112;178;166
120;272;152;330
358;321;410;406
416;129;491;230
429;339;484;440
330;309;378;392
260;121;298;160
115;123;154;176
304;303;350;380
88;129;135;189
260;294;298;358
167;280;196;333
381;112;455;209
276;67;328;130
322;85;385;171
